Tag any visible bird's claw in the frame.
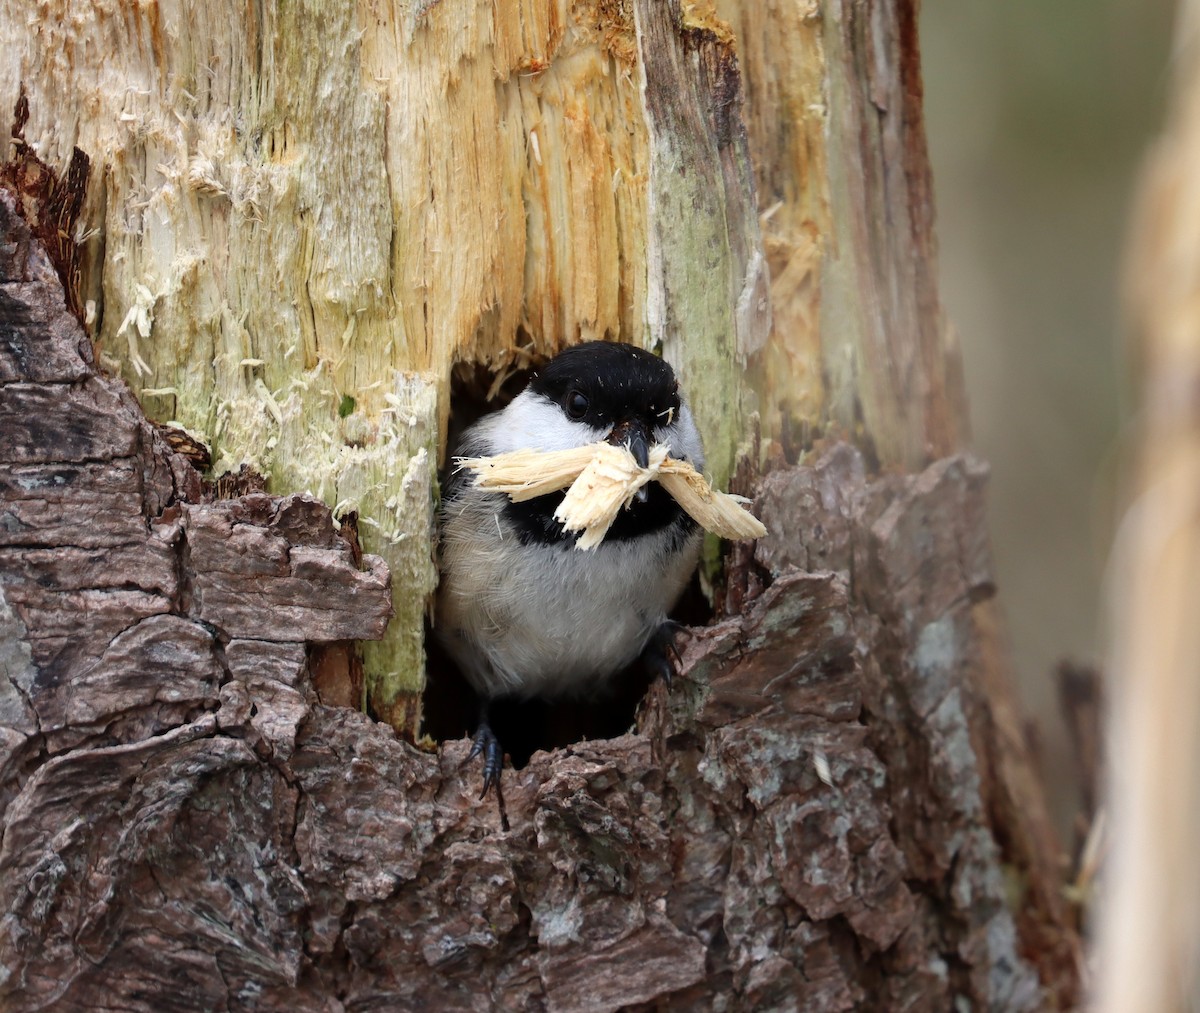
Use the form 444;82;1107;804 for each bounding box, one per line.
467;721;504;799
644;620;687;689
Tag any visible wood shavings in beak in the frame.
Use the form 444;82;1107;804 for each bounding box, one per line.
454;446;595;502
457;442;768;549
554;444;669;549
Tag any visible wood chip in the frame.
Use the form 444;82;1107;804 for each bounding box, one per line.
457;442;767;549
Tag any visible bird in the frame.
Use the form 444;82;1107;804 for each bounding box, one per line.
434;341;705;796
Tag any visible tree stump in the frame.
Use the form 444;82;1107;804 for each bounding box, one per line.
0;0;1078;1008
1;192;1075;1008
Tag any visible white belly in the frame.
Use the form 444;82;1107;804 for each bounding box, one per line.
435;494;700;699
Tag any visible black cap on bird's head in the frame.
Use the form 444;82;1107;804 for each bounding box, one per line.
493;341;701;541
529;342;682;470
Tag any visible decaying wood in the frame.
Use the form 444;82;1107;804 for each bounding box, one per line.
0;187;392;977
0;0;768;724
1;0;1079;1006
0;194;1075;1009
0;0;963;729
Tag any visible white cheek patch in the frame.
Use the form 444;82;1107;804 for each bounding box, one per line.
484;391;607;454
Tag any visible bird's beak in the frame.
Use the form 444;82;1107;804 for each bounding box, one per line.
607;419;651;504
607;418;650;469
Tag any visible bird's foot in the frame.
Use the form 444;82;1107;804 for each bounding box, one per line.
643;620;688;689
466;720;504;799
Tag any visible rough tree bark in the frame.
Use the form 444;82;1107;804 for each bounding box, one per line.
0;1;1078;1010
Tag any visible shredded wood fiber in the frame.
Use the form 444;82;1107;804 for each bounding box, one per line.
457;442;767;550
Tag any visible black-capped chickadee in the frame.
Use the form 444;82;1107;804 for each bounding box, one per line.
435;341;705;795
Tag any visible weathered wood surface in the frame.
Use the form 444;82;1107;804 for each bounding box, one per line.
0;0;770;725
0;0;970;729
0;194;1074;1010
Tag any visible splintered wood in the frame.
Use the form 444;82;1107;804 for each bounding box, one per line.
457;442;767;549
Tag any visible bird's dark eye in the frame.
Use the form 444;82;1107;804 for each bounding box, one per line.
565;390;589;419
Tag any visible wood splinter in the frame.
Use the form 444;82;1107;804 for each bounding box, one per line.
457;442;767;550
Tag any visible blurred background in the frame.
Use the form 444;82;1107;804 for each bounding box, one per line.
919;0;1176;834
